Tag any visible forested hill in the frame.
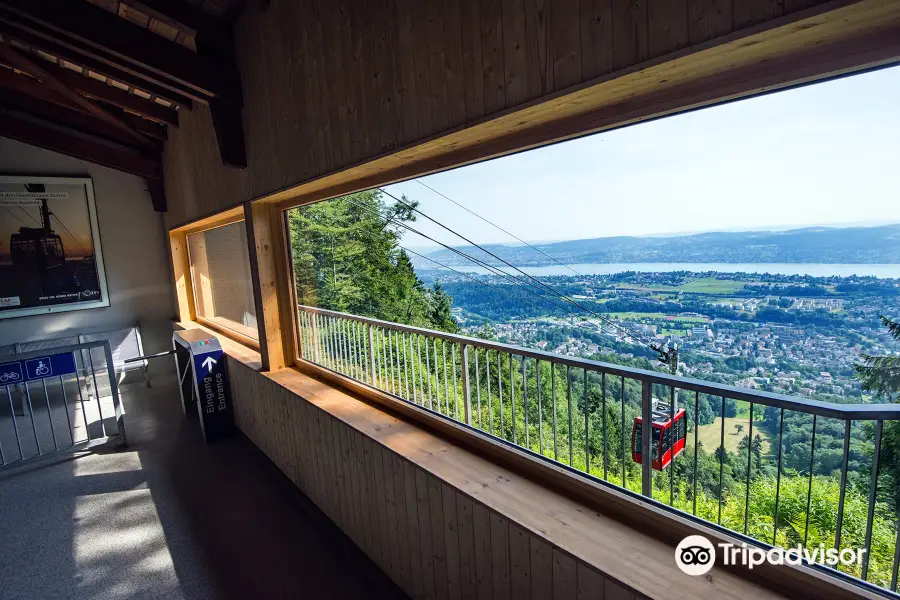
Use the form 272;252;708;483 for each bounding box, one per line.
419;224;900;267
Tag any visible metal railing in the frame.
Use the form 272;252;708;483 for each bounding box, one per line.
0;340;127;470
297;305;900;594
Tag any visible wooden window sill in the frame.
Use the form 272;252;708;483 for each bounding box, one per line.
253;364;868;600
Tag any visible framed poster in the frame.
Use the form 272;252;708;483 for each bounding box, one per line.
0;176;109;319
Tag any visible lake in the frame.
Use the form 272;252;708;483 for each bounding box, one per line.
446;262;900;278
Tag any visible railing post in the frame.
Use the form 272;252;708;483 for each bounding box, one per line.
311;312;320;364
368;325;376;386
461;344;471;425
641;378;652;498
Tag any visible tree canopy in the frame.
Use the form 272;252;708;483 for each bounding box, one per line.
288;189;457;333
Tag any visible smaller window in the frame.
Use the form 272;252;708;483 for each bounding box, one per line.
186;221;258;341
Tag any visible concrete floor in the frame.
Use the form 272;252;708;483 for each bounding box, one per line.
0;368;406;600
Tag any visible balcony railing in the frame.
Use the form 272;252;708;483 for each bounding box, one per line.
297;305;900;595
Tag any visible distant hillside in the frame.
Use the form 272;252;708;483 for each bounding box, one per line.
417;224;900;267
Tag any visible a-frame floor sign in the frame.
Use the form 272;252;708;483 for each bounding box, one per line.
173;329;233;443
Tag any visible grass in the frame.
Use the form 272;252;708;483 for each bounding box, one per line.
676;278;745;294
695;414;771;455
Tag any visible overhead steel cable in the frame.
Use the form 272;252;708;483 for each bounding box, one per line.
339;196;590;321
51;213;88;254
376;188;663;352
415;179;582;277
299;226;539;307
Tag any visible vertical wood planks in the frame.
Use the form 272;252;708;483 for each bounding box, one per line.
429;474;450;600
612;0;648;70
416;468;437;599
553;547;579;598
443;482;462;600
687;0;732;45
490;512;512;600
525;0;553;99
460;0;485;121
427;0;451;133
509;522;532;600
502;0;528;106
530;534;554;599
472;500;493;600
550;0;582;89
480;0;506;115
579;0;613;81
648;0;688;57
577;563;607;599
456;493;477;599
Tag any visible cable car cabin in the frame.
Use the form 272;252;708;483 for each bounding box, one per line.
632;399;687;470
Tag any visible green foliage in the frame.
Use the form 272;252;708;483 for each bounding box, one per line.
288;190;457;332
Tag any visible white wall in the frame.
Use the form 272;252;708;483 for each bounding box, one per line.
0;138;176;374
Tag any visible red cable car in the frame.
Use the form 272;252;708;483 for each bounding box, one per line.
632;398;687;470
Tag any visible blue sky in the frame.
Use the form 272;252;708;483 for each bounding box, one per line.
384;65;900;250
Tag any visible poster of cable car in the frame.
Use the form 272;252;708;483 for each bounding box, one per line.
0;176;109;319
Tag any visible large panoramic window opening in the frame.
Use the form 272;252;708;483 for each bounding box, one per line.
286;67;900;592
187;221;258;342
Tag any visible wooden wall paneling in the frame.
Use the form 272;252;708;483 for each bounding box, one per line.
576;562;607;599
480;0;506;115
411;0;434;142
553;547;579;598
361;1;385;158
460;0;485;121
648;0;689;57
391;452;413;596
509;522;532;600
344;425;362;551
443;0;468;129
319;0;352;167
733;0;785;29
347;430;365;555
525;0;553;99
456;493;477;599
312;0;339;172
372;437;393;575
367;0;398;154
403;459;425;598
381;446;403;591
429;474;450;600
530;534;554;599
687;0;732;45
395;0;421;141
502;0;529;106
550;0;583;89
331;416;349;536
349;2;374;161
605;577;636;600
611;0;648;70
490;512;512;600
279;0;315;186
427;0;452;133
472;500;493;600
415;467;437;599
442;482;462;600
579;0;614;81
337;2;362;164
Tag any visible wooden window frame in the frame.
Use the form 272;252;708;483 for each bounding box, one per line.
169;207;262;352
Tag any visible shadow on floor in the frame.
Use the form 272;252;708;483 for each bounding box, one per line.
0;369;407;600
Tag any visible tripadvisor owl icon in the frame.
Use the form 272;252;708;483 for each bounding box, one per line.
675;535;716;576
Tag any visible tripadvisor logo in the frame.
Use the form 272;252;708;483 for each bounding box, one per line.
675;535;866;576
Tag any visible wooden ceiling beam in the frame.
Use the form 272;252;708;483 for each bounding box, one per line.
0;109;162;181
0;19;194;109
0;84;163;151
0;0;239;102
125;0;234;57
0;43;156;150
28;59;179;126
